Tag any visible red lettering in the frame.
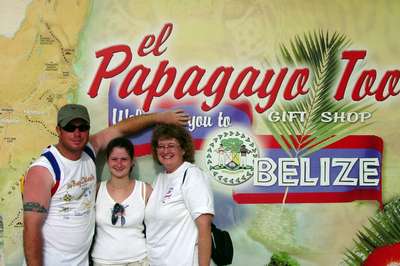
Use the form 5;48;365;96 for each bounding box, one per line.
145;60;177;105
88;45;132;98
137;23;173;57
283;68;309;100
201;67;233;111
88;40;400;113
335;51;400;103
230;67;260;99
119;61;176;111
175;66;206;99
154;23;173;56
119;65;151;98
137;35;156;57
334;50;366;100
256;70;275;98
351;70;376;100
378;71;400;100
255;68;288;113
226;67;308;112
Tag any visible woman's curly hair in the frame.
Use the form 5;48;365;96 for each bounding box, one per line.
151;124;195;165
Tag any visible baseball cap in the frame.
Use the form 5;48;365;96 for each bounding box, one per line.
57;104;90;127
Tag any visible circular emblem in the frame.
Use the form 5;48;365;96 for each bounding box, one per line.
205;129;258;186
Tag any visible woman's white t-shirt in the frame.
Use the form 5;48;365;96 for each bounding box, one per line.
145;162;214;266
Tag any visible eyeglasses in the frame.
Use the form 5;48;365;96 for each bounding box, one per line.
62;124;90;132
111;203;125;226
156;144;180;151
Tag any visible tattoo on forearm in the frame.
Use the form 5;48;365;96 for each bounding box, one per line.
23;202;48;213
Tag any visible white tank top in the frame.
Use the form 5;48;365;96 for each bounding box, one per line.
29;144;96;266
91;180;147;264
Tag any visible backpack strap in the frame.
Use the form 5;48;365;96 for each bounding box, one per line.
84;145;96;163
41;151;61;196
180;167;195;208
182;168;188;185
42;145;96;196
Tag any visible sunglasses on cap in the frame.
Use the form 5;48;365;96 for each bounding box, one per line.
111;203;126;226
61;123;90;132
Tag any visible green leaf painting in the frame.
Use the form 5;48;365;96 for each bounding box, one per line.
264;31;373;157
343;198;400;265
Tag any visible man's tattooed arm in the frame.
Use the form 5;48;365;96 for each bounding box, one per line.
23;202;48;213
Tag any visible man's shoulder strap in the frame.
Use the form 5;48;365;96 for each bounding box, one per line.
42;145;96;196
83;145;96;163
41;150;61;196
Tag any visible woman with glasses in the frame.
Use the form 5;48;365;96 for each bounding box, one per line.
91;137;151;266
145;124;215;266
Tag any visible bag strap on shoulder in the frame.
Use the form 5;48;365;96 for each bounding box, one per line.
42;145;96;196
182;168;188;184
41;151;61;196
84;145;96;163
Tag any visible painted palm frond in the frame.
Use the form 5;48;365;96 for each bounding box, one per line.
343;198;400;265
265;31;373;157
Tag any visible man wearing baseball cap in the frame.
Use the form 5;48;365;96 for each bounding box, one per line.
57;104;91;127
22;104;189;266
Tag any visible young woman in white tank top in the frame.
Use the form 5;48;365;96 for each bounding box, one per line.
91;137;152;266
